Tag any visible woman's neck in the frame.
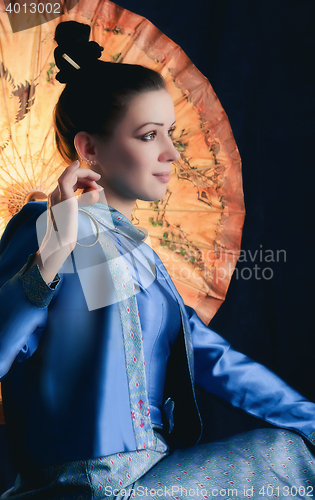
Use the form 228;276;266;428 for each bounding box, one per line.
96;189;135;220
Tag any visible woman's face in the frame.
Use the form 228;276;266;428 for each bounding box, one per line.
91;89;180;216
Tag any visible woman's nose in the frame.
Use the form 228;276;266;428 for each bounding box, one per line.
159;138;181;163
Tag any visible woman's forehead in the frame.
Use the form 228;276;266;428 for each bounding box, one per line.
125;89;176;125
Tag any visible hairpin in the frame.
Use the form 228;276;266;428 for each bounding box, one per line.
62;53;80;70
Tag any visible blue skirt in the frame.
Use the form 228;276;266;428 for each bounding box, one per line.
2;429;315;500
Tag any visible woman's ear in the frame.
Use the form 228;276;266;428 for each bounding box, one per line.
74;132;97;162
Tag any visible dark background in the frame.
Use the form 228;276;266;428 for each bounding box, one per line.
115;0;315;439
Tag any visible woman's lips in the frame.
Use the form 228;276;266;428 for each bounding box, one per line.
153;172;171;183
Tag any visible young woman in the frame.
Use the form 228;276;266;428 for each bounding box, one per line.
0;21;314;500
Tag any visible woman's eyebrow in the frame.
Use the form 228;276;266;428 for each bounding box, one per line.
135;120;176;132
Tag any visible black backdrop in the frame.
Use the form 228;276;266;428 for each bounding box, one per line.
115;0;315;440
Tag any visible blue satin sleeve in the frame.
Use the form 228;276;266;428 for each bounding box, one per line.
186;305;315;447
0;203;61;380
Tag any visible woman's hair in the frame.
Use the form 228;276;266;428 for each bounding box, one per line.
53;21;166;163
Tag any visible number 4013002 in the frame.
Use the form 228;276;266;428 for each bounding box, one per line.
5;3;61;14
259;486;314;497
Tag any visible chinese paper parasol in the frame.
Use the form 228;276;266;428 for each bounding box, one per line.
0;0;244;327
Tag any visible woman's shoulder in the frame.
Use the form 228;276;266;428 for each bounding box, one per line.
0;202;49;288
0;201;47;255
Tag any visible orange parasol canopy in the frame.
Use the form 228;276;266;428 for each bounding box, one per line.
0;0;245;421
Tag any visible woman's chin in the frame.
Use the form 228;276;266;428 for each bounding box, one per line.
141;186;168;203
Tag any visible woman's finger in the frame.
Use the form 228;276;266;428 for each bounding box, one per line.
58;166;101;201
78;185;104;207
72;179;102;192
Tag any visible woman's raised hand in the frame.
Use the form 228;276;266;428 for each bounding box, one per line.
34;160;102;284
51;160;102;205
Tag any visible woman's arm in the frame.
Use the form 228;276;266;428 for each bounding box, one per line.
186;305;315;446
0;161;102;380
0;202;61;380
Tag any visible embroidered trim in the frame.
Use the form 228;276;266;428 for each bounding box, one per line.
308;431;315;445
83;205;156;451
19;254;61;308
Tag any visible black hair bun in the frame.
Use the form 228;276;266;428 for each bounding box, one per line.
54;21;104;84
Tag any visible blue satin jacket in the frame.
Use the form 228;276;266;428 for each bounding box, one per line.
0;201;314;469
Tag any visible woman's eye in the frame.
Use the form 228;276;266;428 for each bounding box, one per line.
141;127;175;141
142;132;156;141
